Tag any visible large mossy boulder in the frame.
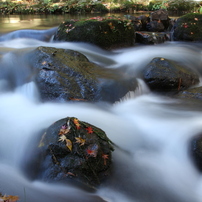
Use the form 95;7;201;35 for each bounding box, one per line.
142;57;199;93
53;16;135;50
28;46;137;103
173;13;202;41
24;117;114;188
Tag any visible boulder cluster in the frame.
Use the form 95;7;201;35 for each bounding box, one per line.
22;10;202;187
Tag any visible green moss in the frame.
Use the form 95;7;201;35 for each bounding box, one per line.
174;13;202;41
54;16;135;49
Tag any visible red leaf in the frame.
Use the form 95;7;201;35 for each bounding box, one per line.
86;127;93;134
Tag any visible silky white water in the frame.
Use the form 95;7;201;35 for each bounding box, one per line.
0;29;202;202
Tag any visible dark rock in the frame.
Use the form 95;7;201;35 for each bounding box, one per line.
126;15;142;31
136;31;168;44
138;15;150;31
26;117;114;188
146;21;165;32
53;17;135;50
143;57;199;92
173;13;202;41
190;134;202;172
28;46;138;103
150;9;169;21
150;9;170;31
126;11;173;34
176;86;202;100
125;15;148;31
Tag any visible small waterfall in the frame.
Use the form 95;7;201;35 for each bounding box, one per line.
15;81;40;102
116;78;150;103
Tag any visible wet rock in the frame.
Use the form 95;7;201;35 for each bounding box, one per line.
130;16;142;31
176;86;202;100
150;9;170;31
142;57;199;93
173;13;202;41
150;9;169;21
138;15;150;31
125;15;149;31
135;31;168;44
190;134;202;172
28;117;114;188
146;21;165;32
28;46;138;103
53;17;135;50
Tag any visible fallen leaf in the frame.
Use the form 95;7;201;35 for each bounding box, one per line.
58;135;67;142
86;144;98;157
102;154;109;165
67;172;75;176
75;137;85;146
0;195;19;202
65;139;72;151
73;118;80;129
86;127;93;134
58;123;71;135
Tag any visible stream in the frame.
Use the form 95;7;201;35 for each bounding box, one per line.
1;14;202;202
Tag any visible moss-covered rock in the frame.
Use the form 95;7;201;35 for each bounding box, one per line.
53;16;135;50
28;46;138;103
173;13;202;41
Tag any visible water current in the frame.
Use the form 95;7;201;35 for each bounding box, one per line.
1;15;202;202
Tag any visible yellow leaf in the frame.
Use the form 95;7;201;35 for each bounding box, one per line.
1;195;19;202
108;22;112;26
58;135;67;142
73;118;80;129
75;137;85;146
58;122;71;136
65;139;72;151
38;132;46;147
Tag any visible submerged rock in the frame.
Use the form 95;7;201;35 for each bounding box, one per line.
28;46;137;103
53;16;135;50
27;117;114;188
142;57;199;93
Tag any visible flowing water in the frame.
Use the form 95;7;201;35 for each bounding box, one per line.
1;14;202;202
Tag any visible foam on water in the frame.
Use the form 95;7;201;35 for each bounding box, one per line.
1;31;202;202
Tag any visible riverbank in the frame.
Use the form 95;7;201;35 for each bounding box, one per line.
0;1;200;15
